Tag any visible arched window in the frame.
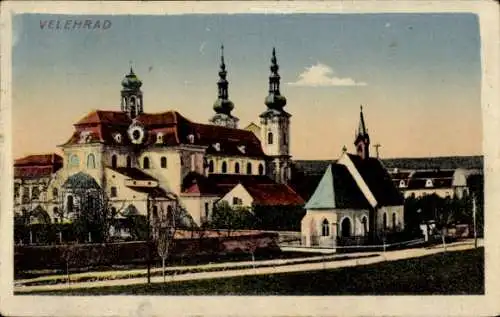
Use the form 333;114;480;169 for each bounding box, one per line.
267;132;273;145
383;212;388;230
362;216;368;235
31;187;40;200
208;160;214;173
52;188;58;199
126;156;132;168
258;163;264;175
161;156;167;169
283;132;287;145
322;219;330;236
53;207;59;219
152;205;158;219
143;156;150;169
87;153;96;169
69;154;80;168
67;195;74;214
234;162;240;174
392;212;397;229
111;154;117;169
221;161;227;174
246;162;252;175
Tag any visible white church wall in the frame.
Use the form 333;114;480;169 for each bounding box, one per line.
378;205;405;231
301;209;338;247
207;155;266;176
219;184;254;208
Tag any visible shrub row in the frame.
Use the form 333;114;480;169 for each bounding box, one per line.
15;232;280;272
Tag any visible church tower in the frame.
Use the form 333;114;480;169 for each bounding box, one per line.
121;67;144;119
209;45;239;129
260;48;291;184
354;105;370;160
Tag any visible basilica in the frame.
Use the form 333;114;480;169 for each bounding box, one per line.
14;46;413;245
14;47;304;230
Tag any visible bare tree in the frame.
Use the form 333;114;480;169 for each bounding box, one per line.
153;204;177;283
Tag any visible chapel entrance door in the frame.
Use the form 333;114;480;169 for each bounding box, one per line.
341;218;351;238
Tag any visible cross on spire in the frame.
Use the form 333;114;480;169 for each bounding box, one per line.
374;143;381;158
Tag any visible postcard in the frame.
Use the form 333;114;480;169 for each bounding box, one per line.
1;1;499;316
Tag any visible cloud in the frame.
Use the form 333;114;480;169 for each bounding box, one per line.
287;63;367;87
199;41;206;54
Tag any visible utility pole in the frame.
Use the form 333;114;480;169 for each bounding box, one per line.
146;194;151;284
473;193;478;248
374;143;381;159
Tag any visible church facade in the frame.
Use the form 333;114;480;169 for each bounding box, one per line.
301;108;405;248
13;47;302;232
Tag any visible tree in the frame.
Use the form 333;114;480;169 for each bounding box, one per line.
151;198;195;282
210;201;256;235
152;204;177;283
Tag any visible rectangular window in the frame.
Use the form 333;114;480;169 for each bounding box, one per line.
232;197;242;206
204;202;209;219
110;187;117;197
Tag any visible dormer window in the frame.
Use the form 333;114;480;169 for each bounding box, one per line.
114;133;122;144
79;131;92;144
156;133;164;144
399;180;406;188
213;143;221;152
187;134;195;144
237;145;246;154
425;179;433;188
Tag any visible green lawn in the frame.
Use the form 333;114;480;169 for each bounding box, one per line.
21;248;484;295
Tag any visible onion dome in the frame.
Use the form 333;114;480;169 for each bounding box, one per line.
121;67;143;90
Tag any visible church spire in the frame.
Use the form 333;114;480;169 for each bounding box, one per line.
354;105;370;160
358;105;367;136
264;47;287;111
210;45;238;129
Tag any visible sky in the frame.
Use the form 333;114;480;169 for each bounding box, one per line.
12;13;482;160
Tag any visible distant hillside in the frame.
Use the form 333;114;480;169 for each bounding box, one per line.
293;155;483;176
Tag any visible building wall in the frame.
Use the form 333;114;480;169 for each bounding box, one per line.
301;209;338;248
61;144;105;186
219;184;254;208
403;188;454;199
180;195;219;226
378;205;405;231
206;155;266;176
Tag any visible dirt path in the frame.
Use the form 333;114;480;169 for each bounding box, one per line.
14;239;481;293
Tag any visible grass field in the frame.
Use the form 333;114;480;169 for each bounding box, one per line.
21;247;484;295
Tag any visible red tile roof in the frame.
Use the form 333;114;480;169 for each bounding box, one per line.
243;183;305;206
14;153;62;167
14;153;63;179
65;110;266;157
181;172;304;206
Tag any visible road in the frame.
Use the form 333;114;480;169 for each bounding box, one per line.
14;239;482;293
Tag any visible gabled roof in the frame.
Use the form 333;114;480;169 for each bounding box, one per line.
346;154;404;207
240;183;305;206
305;164;370;210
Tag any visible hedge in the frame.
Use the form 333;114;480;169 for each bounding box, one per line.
15;232;280;272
